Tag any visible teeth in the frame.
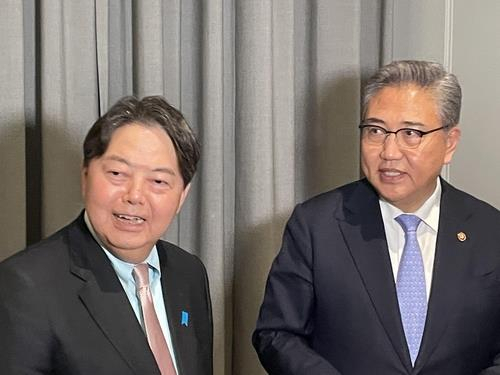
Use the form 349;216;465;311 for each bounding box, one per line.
382;171;401;177
116;214;145;223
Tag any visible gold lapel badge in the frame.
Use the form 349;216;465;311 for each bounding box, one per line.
457;232;467;242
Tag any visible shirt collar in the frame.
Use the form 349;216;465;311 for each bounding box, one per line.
83;211;161;278
379;177;442;233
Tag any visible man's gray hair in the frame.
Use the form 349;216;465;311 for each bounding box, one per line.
362;60;462;128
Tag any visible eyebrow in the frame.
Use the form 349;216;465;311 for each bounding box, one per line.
401;121;426;128
104;155;177;176
362;118;426;128
362;118;385;125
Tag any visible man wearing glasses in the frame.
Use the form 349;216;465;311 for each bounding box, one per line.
253;60;500;374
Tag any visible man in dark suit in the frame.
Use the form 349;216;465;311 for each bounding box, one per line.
0;96;212;374
253;60;500;374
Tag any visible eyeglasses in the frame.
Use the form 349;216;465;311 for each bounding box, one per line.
358;124;449;149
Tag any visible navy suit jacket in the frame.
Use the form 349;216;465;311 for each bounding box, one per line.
254;178;500;374
0;213;212;375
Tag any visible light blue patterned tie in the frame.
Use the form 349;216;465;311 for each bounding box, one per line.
396;214;427;366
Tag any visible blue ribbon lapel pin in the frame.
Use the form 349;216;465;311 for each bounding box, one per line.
181;311;189;327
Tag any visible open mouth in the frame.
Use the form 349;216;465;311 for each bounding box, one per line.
114;213;145;224
381;170;403;177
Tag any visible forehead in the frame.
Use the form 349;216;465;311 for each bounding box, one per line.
366;84;440;125
103;123;179;168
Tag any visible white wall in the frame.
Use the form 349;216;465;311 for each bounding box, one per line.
384;0;500;209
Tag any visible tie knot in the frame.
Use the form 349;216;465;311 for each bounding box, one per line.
133;263;150;289
396;214;421;233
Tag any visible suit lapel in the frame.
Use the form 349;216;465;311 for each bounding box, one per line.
414;180;475;371
158;243;189;375
67;214;160;375
337;180;412;371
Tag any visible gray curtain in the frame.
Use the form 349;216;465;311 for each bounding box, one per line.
0;0;382;373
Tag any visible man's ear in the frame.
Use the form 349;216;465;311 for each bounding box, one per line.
176;183;191;214
81;166;88;199
444;126;461;165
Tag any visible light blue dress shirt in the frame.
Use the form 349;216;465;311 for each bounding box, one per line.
84;212;179;373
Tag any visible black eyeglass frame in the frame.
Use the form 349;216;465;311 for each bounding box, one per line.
358;124;449;147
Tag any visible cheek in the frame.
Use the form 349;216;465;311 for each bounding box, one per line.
85;177;118;206
361;147;378;171
409;146;444;171
405;154;442;186
403;151;420;168
150;195;182;221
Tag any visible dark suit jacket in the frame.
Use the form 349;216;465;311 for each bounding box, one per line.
0;213;212;375
253;178;500;374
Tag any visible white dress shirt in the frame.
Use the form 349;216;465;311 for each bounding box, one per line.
379;178;442;300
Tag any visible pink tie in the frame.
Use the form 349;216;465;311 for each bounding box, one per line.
133;263;177;375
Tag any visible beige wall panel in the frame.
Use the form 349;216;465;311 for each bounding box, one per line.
389;0;447;63
0;2;26;259
450;0;500;208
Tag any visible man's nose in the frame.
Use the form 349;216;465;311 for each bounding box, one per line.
380;133;403;160
124;179;146;205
